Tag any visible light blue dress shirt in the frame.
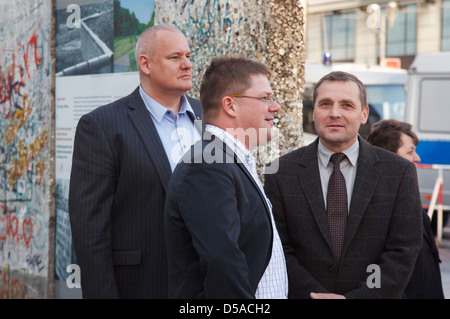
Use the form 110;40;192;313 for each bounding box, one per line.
318;139;359;211
139;86;201;171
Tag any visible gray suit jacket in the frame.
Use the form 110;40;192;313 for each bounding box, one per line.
68;87;202;298
264;137;422;298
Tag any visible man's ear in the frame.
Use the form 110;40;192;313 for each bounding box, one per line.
222;96;237;118
361;105;369;125
138;54;151;75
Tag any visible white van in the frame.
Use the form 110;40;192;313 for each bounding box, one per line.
405;52;450;221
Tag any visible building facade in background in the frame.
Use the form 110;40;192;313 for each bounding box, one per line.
306;0;450;69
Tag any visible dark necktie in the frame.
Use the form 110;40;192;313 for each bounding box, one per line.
327;153;348;263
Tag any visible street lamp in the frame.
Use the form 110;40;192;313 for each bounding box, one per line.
367;1;398;66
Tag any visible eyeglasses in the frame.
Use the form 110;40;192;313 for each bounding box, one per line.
229;94;277;106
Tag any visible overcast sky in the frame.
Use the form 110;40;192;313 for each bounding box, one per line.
119;0;155;24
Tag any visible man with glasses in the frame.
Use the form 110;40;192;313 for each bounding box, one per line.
164;56;288;298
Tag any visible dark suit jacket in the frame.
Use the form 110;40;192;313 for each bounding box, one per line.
264;137;423;299
68;87;202;298
164;132;273;298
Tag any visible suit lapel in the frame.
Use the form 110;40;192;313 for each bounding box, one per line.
297;140;332;246
186;96;205;135
211;135;272;218
238;161;272;216
227;144;273;268
342;138;382;255
127;87;172;190
296;138;383;257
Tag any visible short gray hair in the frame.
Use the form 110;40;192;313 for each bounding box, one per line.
135;25;184;68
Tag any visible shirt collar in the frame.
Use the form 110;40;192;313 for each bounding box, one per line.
318;138;359;168
139;85;195;123
205;124;254;165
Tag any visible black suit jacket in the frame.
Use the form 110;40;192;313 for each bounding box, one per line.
164;133;273;298
68;87;202;298
264;138;423;299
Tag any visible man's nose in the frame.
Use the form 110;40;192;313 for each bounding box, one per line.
181;56;192;69
413;152;421;163
270;101;281;113
329;104;342;117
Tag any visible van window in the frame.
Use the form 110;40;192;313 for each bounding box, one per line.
366;85;406;121
419;79;450;133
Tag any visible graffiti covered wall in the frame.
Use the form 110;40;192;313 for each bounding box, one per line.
155;0;306;168
0;0;54;298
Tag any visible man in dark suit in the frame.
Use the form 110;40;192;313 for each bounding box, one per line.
264;71;423;299
164;56;288;298
68;25;202;298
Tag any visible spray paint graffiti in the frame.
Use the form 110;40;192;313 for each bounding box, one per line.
1;31;49;201
0;0;53;298
0;203;48;252
0;264;27;299
0;204;33;248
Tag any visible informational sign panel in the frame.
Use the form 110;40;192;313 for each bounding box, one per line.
54;72;139;282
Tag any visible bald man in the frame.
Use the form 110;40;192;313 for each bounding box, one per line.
69;25;202;298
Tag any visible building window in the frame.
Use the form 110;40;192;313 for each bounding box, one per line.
324;11;355;61
442;0;450;51
385;4;416;57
